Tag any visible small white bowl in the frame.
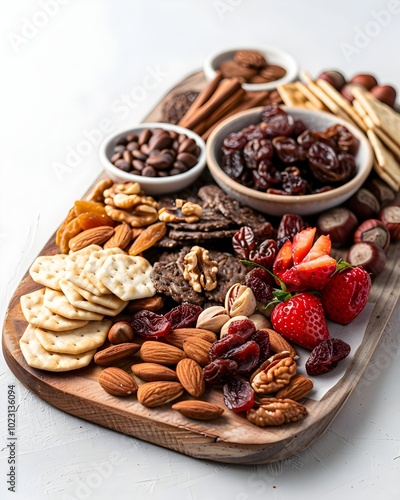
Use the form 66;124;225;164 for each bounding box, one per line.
206;107;373;217
203;46;299;92
99;122;207;196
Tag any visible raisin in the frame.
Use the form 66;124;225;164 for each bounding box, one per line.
248;239;278;269
305;338;351;375
308;142;340;183
263;113;295;137
253;221;277;242
272;136;301;163
222;148;245;179
277;214;306;248
221;340;260;374
232;226;255;259
164;303;203;329
281;170;307;195
245;267;275;302
130;310;172;339
223;378;254;412
203;358;238;384
249;329;271;364
223;132;247;150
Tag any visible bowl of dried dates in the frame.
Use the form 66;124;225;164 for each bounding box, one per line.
203;47;298;91
206;104;373;216
99;122;207;195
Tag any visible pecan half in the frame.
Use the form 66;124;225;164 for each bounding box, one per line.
247;398;307;426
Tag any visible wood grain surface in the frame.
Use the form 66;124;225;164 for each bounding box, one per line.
2;71;400;464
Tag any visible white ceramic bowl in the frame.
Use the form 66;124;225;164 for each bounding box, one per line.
203;46;298;92
99;122;207;196
206;107;373;217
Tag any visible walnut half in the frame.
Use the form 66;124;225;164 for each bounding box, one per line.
183;246;218;293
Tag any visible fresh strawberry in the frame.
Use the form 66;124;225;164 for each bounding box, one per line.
273;228;337;292
271;292;331;350
321;265;372;325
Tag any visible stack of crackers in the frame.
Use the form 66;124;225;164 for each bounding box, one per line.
19;245;156;372
277;71;400;191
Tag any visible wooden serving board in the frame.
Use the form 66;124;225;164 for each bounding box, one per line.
2;71;400;464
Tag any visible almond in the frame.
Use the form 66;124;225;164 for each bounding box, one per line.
182;337;212;366
94;342;141;365
275;374;314;401
139;341;185;365
171;400;224;420
98;367;138;396
104;222;132;250
137;381;183;407
263;328;298;358
68;226;115;252
176;358;205;398
131;362;178;382
166;328;217;349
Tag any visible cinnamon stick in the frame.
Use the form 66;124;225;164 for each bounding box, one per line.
179;78;243;131
178;71;223;128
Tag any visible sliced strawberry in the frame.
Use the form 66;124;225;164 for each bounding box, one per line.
302;234;332;262
271;292;330;350
321;266;371;325
272;239;293;278
291;227;316;265
280;254;337;291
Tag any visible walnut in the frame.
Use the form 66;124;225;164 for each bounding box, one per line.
247;398;307;427
183;246;218;293
251;354;297;394
158;199;202;223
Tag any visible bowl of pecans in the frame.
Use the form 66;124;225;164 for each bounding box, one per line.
206;104;373;216
99;122;207;196
203;47;299;92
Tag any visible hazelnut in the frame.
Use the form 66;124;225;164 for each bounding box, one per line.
108;321;135;344
370;85;397;107
317;70;346;91
341;83;362;103
350;73;378;90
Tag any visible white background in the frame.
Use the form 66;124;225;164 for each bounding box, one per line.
1;1;400;499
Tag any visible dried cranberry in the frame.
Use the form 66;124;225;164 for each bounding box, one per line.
249;329;271;364
164;303;203;329
203;358;238;384
223;378;254;412
130;310;172;339
245;266;275;302
306;338;351;375
232;226;255;259
227;318;256;339
249;239;278;269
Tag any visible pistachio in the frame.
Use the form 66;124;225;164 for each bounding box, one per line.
225;283;257;318
196;306;230;333
248;313;272;330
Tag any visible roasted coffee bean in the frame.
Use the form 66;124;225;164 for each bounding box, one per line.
177;152;198;167
111;152;122;163
138;128;152;146
123;150;133;163
115;136;128;146
140;143;150;155
147;152;174;169
132;159;145;171
114;159;131;172
126;132;139;142
142;165;156;176
178;137;197;154
132;150;148;161
114;145;126;154
126;141;139;151
148;131;173;151
173;160;188;173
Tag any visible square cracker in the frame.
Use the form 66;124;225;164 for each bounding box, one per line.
83;248;126;295
29;254;67;291
66;245;105;296
69;282;126;310
98;254;155;301
20;288;88;331
20;324;96;372
59;279;128;317
43;288;104;321
34;319;111;355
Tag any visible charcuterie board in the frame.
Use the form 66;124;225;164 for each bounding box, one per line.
2;71;400;464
